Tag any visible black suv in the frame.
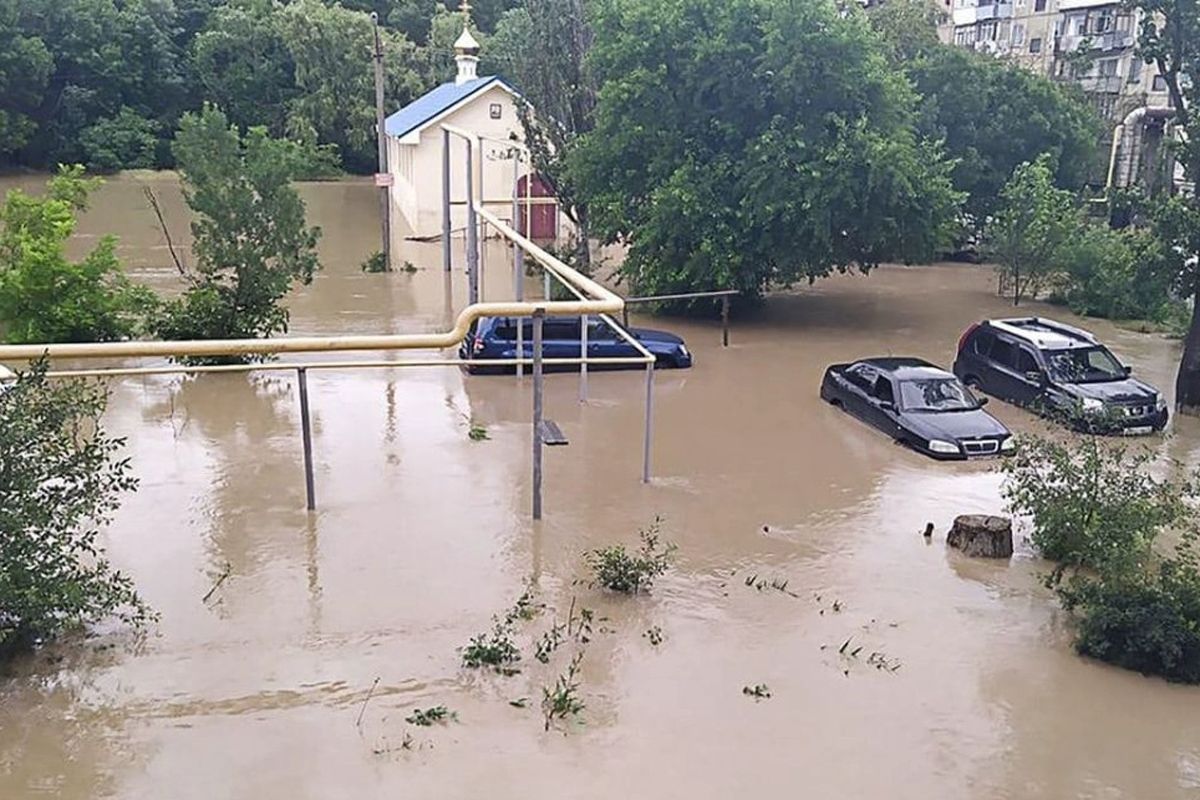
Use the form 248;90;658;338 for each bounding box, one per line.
952;317;1167;434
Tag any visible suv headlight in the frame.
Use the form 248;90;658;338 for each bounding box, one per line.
1156;393;1167;411
1080;397;1105;414
1000;437;1016;452
928;439;960;454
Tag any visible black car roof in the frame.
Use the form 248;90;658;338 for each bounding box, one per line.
854;357;953;380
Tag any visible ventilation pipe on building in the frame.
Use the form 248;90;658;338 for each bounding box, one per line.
1106;105;1176;193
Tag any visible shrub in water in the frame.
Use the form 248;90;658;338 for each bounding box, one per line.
586;518;676;594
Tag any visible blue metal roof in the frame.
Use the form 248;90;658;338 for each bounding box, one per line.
385;76;507;139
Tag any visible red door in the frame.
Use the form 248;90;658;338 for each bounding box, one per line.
517;174;558;241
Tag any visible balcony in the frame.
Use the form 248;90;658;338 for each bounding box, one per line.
1057;30;1135;52
975;1;1014;19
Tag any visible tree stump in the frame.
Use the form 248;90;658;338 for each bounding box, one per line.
946;515;1013;559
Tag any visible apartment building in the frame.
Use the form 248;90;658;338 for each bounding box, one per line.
940;0;1180;191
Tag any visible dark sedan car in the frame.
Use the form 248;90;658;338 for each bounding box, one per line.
820;357;1015;460
461;315;692;374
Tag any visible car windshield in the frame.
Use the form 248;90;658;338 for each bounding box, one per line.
899;378;979;412
1045;347;1125;383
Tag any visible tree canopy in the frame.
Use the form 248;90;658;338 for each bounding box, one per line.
572;0;961;298
869;0;1103;223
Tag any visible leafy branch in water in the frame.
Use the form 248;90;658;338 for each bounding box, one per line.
542;652;586;731
586;517;676;594
405;706;457;726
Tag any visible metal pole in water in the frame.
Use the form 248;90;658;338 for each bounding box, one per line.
721;295;730;347
372;14;391;271
442;129;451;273
532;309;545;520
579;314;588;402
297;367;316;511
513;153;524;378
466;144;479;306
642;360;654;484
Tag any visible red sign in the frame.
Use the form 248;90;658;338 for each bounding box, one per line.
374;173;394;187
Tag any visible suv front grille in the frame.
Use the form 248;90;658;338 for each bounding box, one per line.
962;439;1000;455
1121;404;1154;418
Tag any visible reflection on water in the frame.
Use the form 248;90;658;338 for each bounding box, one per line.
2;175;1200;799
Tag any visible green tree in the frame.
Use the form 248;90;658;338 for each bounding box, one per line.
0;0;53;160
988;155;1080;305
869;4;1102;223
1002;433;1200;683
276;0;425;172
0;359;150;657
0;166;155;343
1130;0;1200;411
78;106;160;171
572;0;960;300
1054;221;1178;323
191;0;298;137
487;0;596;268
153;106;321;361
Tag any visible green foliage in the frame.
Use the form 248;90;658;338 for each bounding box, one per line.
1001;435;1186;584
78;107;160;171
0;0;53;157
0;165;156;344
541;652;585;731
361;251;389;273
192;0;299;138
487;0;596;268
910;51;1100;223
1052;221;1180;324
461;620;522;670
586;518;676;594
987;155;1079;305
276;0;425;172
405;705;457;725
574;0;961;300
742;683;771;699
0;360;150;656
153;106;321;362
1002;433;1200;683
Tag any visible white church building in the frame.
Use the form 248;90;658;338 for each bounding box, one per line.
384;15;563;241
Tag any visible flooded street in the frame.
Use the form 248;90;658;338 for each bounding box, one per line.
2;176;1200;799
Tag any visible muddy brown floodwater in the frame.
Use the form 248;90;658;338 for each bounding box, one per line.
2;175;1200;799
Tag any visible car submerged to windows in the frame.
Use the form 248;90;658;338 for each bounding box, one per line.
820;357;1014;460
952;317;1167;434
461;315;693;374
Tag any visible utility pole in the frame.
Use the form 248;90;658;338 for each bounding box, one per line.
372;13;392;271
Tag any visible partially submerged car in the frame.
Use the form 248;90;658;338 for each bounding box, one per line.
820;357;1015;460
0;364;13;393
461;315;692;374
952;317;1167;434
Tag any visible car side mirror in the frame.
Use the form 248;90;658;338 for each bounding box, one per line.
1123;365;1133;376
978;396;989;407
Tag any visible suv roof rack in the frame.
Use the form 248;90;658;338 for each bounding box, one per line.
987;317;1097;349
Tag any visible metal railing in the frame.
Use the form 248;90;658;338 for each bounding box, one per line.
0;141;653;519
623;289;739;347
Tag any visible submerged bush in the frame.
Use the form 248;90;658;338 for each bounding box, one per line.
586;518;676;594
0;360;150;656
1062;557;1200;684
1002;433;1200;683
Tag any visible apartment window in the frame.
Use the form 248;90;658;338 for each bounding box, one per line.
1098;58;1119;77
1153;74;1168;91
1094;12;1115;33
1116;14;1132;32
1034;0;1046;11
1012;22;1026;45
1128;57;1143;83
979;20;998;41
1029;36;1043;53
